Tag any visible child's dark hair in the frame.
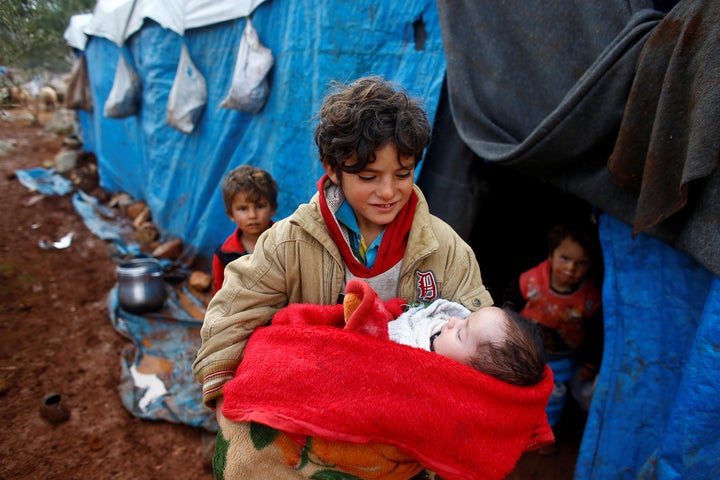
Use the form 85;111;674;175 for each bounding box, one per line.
546;223;600;259
470;307;546;386
221;165;279;214
313;75;431;176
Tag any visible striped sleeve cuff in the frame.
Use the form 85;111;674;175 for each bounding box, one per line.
202;369;235;408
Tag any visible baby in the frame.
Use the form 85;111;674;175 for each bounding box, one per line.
388;300;546;386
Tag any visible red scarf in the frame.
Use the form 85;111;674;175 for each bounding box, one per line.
317;174;417;278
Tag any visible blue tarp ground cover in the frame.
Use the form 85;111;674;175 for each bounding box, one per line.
15;167;74;196
65;184;214;430
109;285;217;432
577;215;720;479
78;0;445;268
71;190;141;256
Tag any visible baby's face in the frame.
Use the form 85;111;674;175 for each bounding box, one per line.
432;307;507;366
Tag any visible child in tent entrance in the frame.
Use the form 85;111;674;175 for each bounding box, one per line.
503;222;603;439
211;165;278;295
193;74;492;425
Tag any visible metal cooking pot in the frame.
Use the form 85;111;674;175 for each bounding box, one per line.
116;258;166;313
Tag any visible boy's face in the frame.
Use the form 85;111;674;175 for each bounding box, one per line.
227;192;276;238
432;307;507;366
549;237;592;292
324;142;415;243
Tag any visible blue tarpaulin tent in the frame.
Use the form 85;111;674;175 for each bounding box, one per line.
68;0;445;266
65;0;719;478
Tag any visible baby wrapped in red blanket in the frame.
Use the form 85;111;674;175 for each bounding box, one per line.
219;279;554;480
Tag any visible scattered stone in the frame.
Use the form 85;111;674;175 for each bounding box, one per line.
0;139;17;156
55;149;80;173
126;201;148;220
44;108;77;135
134;221;159;244
61;134;82;149
189;271;212;292
108;193;134;215
131;205;151;229
152;238;183;260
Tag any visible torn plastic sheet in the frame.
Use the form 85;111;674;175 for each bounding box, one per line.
15;168;73;196
129;364;169;412
72;190;141;256
38;231;75;250
109;284;217;431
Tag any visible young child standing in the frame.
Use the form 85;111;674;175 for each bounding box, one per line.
212;165;278;294
503;222;603;428
193;75;493;414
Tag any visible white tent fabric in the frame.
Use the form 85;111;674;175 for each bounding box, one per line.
81;0;267;47
63;13;93;50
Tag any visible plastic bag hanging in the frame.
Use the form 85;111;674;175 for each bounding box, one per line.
104;54;142;118
167;44;207;134
220;18;274;113
65;55;93;112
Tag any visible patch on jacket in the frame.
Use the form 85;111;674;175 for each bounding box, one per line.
415;270;438;302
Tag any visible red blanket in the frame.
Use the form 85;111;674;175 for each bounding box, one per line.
222;280;554;480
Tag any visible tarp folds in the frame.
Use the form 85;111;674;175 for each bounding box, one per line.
434;0;719;278
608;0;720;240
437;0;663;170
577;215;720;479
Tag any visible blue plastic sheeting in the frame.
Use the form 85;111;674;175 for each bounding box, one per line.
78;0;445;268
71;190;141;256
577;215;720;479
109;285;217;432
69;183;213;429
15;168;73;196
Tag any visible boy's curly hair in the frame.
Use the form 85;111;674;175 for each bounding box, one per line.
313;75;431;175
221;165;279;214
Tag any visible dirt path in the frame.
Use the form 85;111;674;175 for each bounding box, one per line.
0;108;212;480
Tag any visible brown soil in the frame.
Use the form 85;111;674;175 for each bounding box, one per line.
0;107;582;479
0;109;213;480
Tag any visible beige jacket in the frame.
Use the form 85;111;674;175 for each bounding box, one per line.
192;185;493;407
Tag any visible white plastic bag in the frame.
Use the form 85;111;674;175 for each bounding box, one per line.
220;18;274;113
167;44;207;134
104;54;142;118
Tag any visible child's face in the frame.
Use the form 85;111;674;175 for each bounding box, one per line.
549;237;592;292
227;192;276;238
324;142;415;243
432;307;507;366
